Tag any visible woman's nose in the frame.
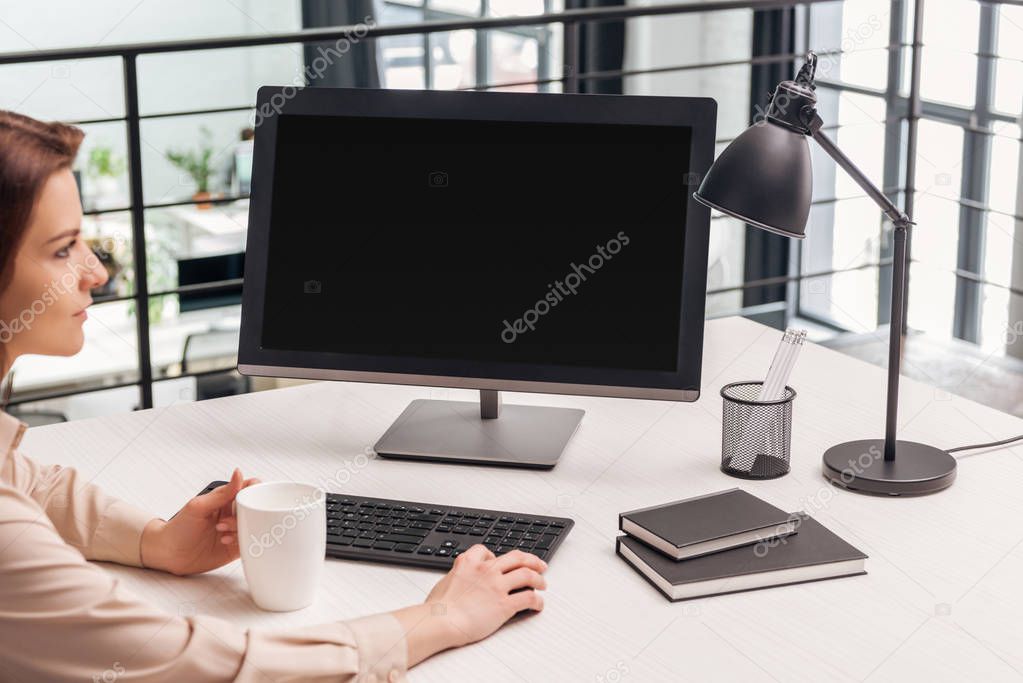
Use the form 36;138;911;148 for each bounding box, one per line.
81;247;109;291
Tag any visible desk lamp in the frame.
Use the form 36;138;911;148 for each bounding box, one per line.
694;52;957;495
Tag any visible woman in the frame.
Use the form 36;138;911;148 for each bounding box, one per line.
0;111;548;682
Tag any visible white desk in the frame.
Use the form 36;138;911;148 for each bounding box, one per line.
20;317;1023;682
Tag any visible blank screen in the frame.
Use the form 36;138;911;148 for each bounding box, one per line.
261;113;692;372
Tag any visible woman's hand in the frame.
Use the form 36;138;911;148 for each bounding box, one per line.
140;469;259;576
391;545;548;667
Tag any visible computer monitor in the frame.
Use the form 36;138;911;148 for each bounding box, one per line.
239;86;716;468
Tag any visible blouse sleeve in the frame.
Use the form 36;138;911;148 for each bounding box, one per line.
0;426;409;682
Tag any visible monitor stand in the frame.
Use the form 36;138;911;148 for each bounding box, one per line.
373;390;584;469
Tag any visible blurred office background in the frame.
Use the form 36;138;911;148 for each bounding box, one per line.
1;0;1021;423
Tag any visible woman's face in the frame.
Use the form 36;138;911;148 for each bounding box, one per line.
0;168;107;365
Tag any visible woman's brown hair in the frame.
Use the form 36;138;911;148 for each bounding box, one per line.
0;111;84;296
0;111;84;375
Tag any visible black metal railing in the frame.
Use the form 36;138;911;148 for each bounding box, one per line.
2;0;1017;409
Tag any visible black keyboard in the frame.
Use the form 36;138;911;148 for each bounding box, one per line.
199;482;573;570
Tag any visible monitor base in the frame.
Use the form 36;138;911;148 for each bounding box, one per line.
374;397;584;469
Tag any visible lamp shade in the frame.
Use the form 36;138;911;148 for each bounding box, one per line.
693;119;813;239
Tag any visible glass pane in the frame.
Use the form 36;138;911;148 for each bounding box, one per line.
993;58;1023;115
988;133;1020;217
907;261;955;337
706;216;747;295
910;193;959;273
0;1;301;48
486;30;540;91
432;0;481;13
978;283;1013;354
6;300;139;402
83;211;135;300
489;0;543;16
808;0;891;89
996;5;1023;61
429;30;477;90
919;1;979;107
624;63;751;142
920;47;977;107
7;385;141;423
145;200;248;296
914;119;964;202
983;212;1017;290
148;295;241;383
0;57;124;121
140;110;256;205
139;44;304;116
76;121;130;213
800;266;880;333
379;3;426;89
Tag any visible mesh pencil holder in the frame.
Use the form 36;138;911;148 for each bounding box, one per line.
720;381;796;480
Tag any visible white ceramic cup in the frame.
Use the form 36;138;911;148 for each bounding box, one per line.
235;481;326;611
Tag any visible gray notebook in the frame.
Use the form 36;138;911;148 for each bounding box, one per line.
618;488;796;560
616;514;867;601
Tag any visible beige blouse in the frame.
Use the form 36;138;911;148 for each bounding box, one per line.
0;410;409;682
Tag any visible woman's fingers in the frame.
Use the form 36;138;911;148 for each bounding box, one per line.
493;549;547;574
507;587;544;614
215;517;237;533
500;566;546;592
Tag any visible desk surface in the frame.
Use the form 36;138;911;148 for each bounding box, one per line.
21;317;1023;682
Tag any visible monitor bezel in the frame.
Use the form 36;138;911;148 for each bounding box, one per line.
239;86;715;401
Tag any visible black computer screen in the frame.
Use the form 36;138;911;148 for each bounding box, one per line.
260;113;692;373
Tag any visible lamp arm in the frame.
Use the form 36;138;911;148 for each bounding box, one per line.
806;114;909;462
807;121;911;228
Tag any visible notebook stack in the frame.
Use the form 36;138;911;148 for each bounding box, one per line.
615;488;867;601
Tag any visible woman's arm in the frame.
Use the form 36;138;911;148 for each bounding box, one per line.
0;434;155;566
0;482;547;681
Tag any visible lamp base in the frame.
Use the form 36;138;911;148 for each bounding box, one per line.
822;439;957;496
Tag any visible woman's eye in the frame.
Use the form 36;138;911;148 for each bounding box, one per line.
55;239;77;258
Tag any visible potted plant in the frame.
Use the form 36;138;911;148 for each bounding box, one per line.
85;144;125;211
165;126;216;209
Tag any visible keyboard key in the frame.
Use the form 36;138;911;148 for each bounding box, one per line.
436;548;451;556
499;516;514;523
495;545;514;554
485;536;503;545
523;533;539;541
373;541;396;551
394;543;417;553
479;515;496;522
550;520;566;528
494;523;510;531
379;533;423;545
441;539;459;548
410;521;435;529
468;528;486;536
401;527;430;538
452;526;470;534
418;546;436;555
342;529;359;537
451;550;461;557
334;536;354;545
428;509;444;516
410;507;425;513
352;538;374;548
436;525;452;533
